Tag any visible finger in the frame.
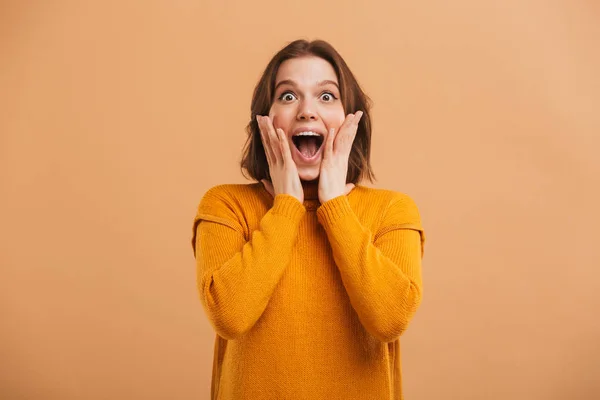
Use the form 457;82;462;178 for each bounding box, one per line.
257;116;275;166
324;127;335;160
348;110;363;143
264;116;281;164
354;111;363;124
344;113;356;128
340;111;362;153
276;128;294;165
334;113;355;152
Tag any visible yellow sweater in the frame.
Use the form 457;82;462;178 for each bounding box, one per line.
191;179;426;400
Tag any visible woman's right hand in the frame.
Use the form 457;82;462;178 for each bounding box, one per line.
256;115;304;204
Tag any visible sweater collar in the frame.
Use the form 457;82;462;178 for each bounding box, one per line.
259;179;320;202
301;179;319;201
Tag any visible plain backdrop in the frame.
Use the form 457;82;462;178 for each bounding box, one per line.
1;1;599;399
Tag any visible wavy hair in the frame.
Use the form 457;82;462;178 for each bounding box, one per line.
240;39;376;185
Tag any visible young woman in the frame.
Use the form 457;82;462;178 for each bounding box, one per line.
191;39;426;400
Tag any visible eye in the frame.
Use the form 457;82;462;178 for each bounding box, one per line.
278;91;296;102
277;90;338;102
320;91;337;102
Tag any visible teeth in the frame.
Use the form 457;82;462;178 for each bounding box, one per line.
294;131;321;137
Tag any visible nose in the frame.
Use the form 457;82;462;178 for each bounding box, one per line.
297;102;318;121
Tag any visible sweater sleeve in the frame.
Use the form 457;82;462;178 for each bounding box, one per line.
191;186;306;340
316;192;425;343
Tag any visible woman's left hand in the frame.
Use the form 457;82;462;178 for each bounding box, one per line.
318;111;363;204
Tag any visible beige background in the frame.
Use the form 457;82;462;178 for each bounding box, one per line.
1;1;599;399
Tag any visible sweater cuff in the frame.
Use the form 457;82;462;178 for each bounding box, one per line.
271;194;306;221
316;195;354;228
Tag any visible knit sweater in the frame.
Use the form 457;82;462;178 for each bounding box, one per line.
191;179;426;400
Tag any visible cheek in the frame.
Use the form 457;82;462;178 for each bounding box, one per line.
323;113;346;132
337;110;347;125
267;108;278;127
269;109;294;131
322;107;346;125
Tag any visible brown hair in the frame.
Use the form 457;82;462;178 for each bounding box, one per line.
240;39;376;185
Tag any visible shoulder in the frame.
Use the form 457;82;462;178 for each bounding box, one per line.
353;185;422;224
359;186;425;255
193;183;264;237
200;182;252;198
196;182;268;223
353;185;419;211
199;182;264;207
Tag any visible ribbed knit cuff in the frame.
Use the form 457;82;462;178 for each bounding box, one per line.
316;195;354;228
271;194;306;221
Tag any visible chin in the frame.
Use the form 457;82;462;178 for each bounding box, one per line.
298;168;320;182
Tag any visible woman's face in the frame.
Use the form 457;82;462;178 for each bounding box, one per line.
269;56;346;182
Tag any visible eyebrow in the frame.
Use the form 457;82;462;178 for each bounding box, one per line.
274;79;339;91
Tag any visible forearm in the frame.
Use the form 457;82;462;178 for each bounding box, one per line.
317;195;423;342
196;194;305;340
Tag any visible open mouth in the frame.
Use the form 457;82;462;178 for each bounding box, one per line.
292;135;324;159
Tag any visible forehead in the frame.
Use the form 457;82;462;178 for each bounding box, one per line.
275;56;338;87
